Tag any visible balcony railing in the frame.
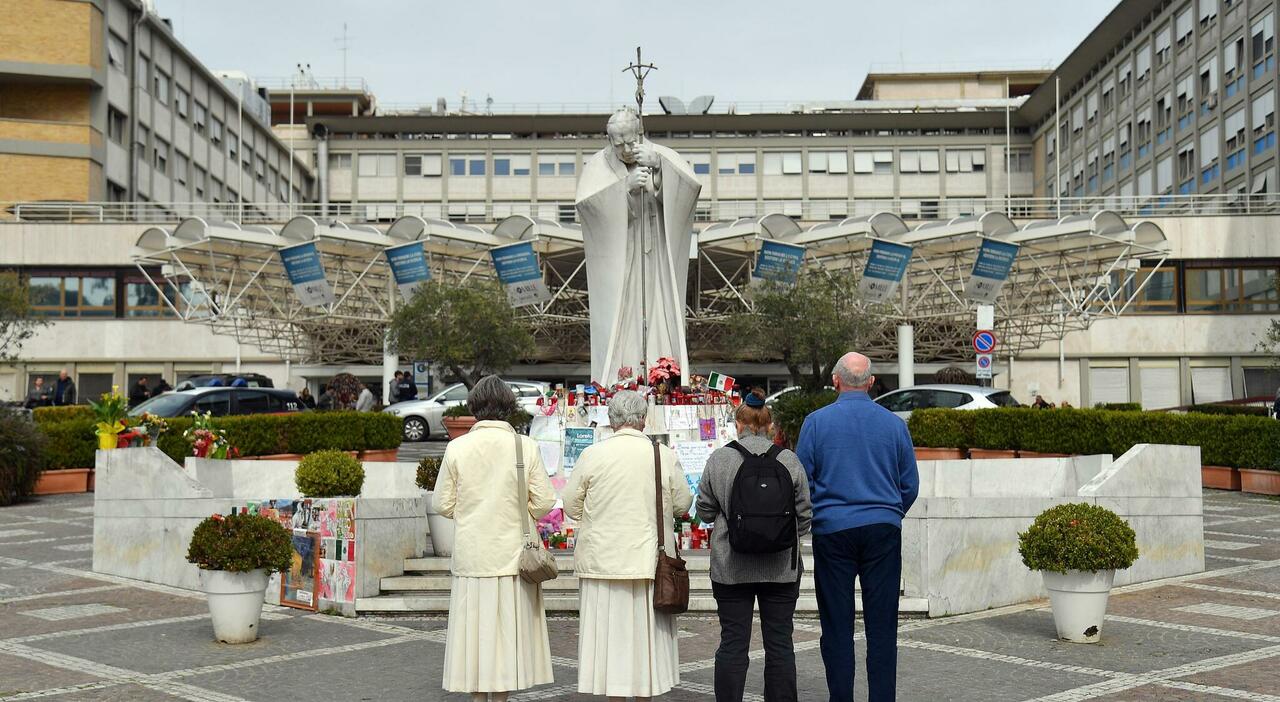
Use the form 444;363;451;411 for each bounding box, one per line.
1;193;1277;226
252;76;371;93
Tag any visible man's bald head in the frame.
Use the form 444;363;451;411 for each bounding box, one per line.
833;352;873;392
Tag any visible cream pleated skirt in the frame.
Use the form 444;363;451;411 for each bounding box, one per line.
577;577;680;697
442;575;554;693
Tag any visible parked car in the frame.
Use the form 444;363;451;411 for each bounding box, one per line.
174;373;275;391
874;384;1020;420
384;380;549;442
127;387;304;418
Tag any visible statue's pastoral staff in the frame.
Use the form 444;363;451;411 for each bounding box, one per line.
575;108;701;385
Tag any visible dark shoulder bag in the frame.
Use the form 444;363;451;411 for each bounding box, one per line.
651;439;689;615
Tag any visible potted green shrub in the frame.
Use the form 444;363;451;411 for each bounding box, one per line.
1018;503;1139;643
441;403;476;440
416;456;453;556
186;512;292;643
295;449;366;497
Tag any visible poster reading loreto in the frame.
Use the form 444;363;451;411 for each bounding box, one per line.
563;427;596;475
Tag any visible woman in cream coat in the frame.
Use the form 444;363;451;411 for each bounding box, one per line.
564;390;694;701
433;375;558;702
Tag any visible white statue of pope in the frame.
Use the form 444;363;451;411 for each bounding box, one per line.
575;108;701;385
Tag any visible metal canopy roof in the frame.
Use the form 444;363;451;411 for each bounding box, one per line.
131;209;1166;366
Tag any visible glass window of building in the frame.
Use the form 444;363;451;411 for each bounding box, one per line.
193;102;207;135
1175;74;1194;128
1253;89;1276;155
194;166;206;198
1199;55;1218;115
1118;59;1132;97
107;32;127;72
762;152;802;175
138;54;150;93
29;274;117;317
1155;25;1172;65
174;85;189;118
492;154;530;176
718;152;755;175
808;151;848;174
536;154;576;176
228;133;238;161
1156;90;1173;142
1252;12;1275;79
1200;125;1220;185
1175;8;1193;48
1186;265;1280;312
1199;0;1217;26
1157;154;1173;193
1176;140;1196;189
1136;41;1152;83
1071;104;1085;133
359;154;397;177
1086;90;1099;123
255;154;266;182
1102;76;1115;113
1224;35;1245;97
404;154;442;176
154;69;170;104
685;152;711;174
329;153;351;170
210;117;223;145
154;137;169;175
1225;108;1247;169
174;151;188;186
1136;108;1152;156
945;149;986;173
107;108;126;146
1087;148;1100;191
1138;166;1154;196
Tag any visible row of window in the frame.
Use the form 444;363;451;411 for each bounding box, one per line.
330;149;1034;179
1051;88;1275;196
1110;262;1279;313
27;273;202;319
1049;7;1275;158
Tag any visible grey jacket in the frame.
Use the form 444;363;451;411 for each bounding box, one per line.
695;430;813;585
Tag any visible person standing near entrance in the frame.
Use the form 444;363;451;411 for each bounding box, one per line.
388;371;402;405
796;352;919;702
129;377;151;408
396;372;418;402
696;389;811;702
52;369;76;406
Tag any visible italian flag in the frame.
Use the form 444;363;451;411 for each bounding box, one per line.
707;372;735;392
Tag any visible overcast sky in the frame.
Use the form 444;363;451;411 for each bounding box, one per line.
156;0;1118;109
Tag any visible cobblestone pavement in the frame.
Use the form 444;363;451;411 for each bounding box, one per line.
2;490;1278;701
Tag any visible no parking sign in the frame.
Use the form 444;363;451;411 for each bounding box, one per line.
972;330;997;354
975;353;993;379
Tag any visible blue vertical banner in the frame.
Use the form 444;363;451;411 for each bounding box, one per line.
490;241;552;307
752;240;806;284
279;241;334;308
858;239;913;303
384;241;431;302
966;238;1020;304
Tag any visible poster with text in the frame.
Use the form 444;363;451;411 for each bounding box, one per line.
279;241;335;308
490;241;552;307
858;239;913;303
384;240;431;301
965;238;1020;304
563;427;595;475
281;530;320;611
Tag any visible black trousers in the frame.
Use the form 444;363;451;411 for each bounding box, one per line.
710;578;800;702
813;523;902;702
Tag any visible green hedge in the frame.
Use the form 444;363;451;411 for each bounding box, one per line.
771;390;838;448
909;407;1280;470
33;406;93;425
1188;404;1270;417
38;411;402;469
1095;402;1142;412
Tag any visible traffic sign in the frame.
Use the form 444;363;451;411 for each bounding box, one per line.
975;353;993;379
972;330;997;354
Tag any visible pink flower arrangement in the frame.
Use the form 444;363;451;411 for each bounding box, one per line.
647;357;681;386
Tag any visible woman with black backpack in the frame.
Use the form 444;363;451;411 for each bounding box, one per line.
696;389;812;702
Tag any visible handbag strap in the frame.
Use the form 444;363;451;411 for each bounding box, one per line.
652;438;680;557
515;434;532;542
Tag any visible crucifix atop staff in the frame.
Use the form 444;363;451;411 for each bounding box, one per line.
575;49;702;387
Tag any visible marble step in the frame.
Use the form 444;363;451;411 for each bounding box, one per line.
356;593;930;614
381;573;822;594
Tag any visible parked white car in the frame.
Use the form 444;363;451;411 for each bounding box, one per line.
383;380;549;442
874;383;1021;420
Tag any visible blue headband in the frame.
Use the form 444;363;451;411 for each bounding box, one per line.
743;393;766;408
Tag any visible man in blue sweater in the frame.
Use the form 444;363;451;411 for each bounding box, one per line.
796;351;919;702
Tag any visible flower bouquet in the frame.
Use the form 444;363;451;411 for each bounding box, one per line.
183;411;239;459
137;412;170;445
89;386;128;450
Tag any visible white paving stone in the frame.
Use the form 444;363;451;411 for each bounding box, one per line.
20;603;127;621
1205;539;1261;551
53;542;95;552
0;529;43;538
1173;602;1280;620
1203;505;1242;512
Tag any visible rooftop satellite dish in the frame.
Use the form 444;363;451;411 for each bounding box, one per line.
659;95;715;114
687;95;715;114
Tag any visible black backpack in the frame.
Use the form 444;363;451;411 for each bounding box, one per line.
725;441;798;567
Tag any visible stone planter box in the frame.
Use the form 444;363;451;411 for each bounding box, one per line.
1201;465;1241;491
442;416;477;440
1240;469;1280;495
33;467;92;495
968;448;1018;459
1019;451;1071;459
914;447;967;460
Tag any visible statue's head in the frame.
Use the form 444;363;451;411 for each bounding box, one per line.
607;108;642;165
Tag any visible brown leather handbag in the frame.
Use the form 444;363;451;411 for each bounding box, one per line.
651;439;689;614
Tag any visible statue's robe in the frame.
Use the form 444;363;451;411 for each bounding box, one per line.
575;141;701;385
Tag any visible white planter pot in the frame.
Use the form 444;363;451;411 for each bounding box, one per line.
1042;569;1116;643
199;568;270;644
425;491;455;557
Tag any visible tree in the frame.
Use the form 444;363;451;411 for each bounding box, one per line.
386;281;534;389
0;272;43;361
734;269;880;390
